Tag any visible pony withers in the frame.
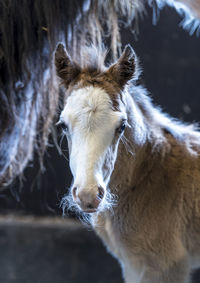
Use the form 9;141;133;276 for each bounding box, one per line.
55;43;200;283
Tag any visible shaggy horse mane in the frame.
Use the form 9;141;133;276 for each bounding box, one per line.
0;0;82;186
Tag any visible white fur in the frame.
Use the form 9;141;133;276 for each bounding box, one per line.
60;86;126;210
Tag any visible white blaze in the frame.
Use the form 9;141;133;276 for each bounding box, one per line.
60;86;126;196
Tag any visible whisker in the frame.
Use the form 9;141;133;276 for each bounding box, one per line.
60;186;118;225
60;190;92;224
98;188;118;214
58;133;69;162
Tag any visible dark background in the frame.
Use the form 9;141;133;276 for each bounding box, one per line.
0;5;200;283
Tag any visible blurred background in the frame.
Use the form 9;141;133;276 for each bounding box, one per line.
0;3;200;283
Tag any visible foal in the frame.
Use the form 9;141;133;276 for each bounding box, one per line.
55;43;200;283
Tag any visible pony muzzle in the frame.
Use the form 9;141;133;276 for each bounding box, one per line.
72;186;105;213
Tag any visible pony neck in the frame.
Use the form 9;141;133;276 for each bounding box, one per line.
110;85;168;193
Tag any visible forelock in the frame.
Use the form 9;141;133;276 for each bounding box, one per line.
72;45;107;72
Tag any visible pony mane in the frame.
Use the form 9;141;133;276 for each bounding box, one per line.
131;85;200;142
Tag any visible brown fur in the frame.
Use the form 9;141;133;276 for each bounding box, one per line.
93;112;200;282
55;44;138;111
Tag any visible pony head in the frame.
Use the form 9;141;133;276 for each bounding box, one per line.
55;43;138;214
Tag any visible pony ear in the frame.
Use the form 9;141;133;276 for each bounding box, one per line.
106;44;138;88
54;43;80;86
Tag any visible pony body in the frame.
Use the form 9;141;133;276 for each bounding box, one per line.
55;43;200;283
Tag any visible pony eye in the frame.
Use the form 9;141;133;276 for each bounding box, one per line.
117;121;126;134
60;122;68;132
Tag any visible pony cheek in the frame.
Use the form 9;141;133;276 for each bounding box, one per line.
102;146;118;183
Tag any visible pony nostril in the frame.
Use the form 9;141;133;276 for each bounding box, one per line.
97;186;105;200
72;187;77;199
87;203;94;209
